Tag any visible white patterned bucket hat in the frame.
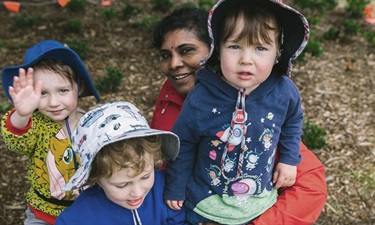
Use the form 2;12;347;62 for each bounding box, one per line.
63;101;180;191
199;0;309;77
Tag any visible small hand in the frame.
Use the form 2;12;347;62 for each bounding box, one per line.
273;162;297;189
165;199;184;210
9;68;42;117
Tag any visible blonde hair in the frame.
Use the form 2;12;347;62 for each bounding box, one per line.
219;4;282;51
86;135;163;185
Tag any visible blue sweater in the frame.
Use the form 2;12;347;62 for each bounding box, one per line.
56;170;187;225
165;68;303;224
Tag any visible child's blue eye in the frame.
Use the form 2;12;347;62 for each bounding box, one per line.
229;45;240;49
256;47;266;51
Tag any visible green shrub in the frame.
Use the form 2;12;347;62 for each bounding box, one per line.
95;67;125;93
65;19;83;33
364;31;375;47
0;102;11;114
67;0;87;12
181;2;197;8
344;19;361;35
101;8;116;20
346;0;370;18
299;30;324;60
324;26;340;40
0;39;4;48
306;39;324;56
292;0;336;15
66;38;89;60
302;119;327;150
121;4;141;20
306;16;320;27
141;15;160;30
14;14;41;27
198;0;215;10
150;0;173;12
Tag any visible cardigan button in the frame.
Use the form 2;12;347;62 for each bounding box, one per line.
165;94;169;98
161;109;166;114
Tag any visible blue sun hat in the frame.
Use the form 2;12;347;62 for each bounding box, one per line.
199;0;309;77
1;40;100;102
63;101;180;191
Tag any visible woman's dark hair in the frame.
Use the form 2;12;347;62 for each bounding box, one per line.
152;7;210;49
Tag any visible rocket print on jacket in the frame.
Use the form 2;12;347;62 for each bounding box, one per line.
207;108;277;203
216;109;248;152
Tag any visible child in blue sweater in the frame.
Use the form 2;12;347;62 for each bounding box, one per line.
56;101;187;225
164;0;309;224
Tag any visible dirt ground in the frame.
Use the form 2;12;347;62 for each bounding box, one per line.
0;1;374;224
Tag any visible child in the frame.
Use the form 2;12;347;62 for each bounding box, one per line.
55;101;188;224
164;0;309;224
1;40;100;224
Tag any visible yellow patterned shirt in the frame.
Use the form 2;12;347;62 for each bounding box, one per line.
1;110;81;217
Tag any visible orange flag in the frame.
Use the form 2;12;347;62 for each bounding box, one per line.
364;5;375;24
101;1;111;6
3;1;21;12
58;0;70;7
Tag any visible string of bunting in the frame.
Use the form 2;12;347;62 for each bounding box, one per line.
0;0;111;13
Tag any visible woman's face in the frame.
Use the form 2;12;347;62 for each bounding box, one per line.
159;29;209;96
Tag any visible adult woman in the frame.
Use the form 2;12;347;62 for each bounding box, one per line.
151;7;212;131
151;7;326;225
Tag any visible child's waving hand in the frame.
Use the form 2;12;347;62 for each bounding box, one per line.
9;68;42;127
9;68;42;117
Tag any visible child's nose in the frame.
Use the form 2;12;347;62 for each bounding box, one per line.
129;183;143;197
239;50;253;65
48;94;60;106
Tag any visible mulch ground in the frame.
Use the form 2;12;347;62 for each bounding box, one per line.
0;1;374;224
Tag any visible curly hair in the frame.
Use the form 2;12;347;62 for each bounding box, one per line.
86;135;163;186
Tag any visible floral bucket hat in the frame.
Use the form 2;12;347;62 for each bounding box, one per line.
1;40;100;102
63;101;180;191
199;0;310;77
